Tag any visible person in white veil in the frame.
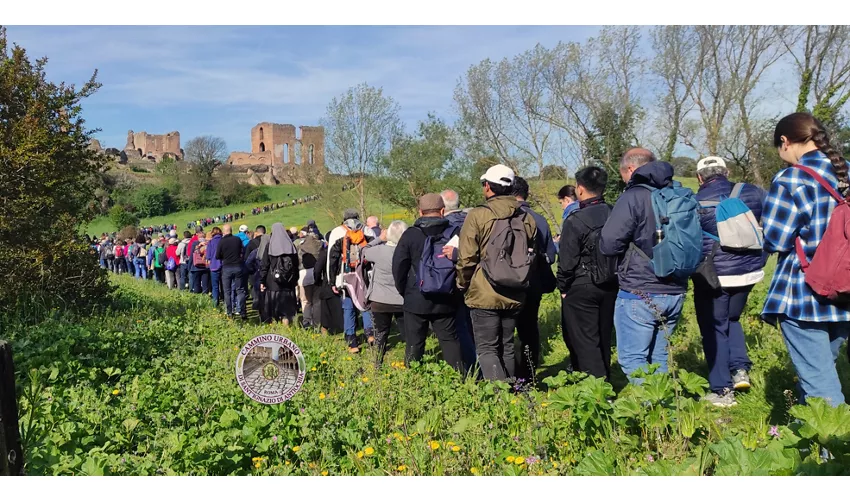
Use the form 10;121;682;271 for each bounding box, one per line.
259;223;300;325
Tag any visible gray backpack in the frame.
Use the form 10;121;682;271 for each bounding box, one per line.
481;209;534;290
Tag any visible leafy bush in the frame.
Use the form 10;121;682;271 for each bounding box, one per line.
132;185;174;218
129;165;149;173
0;28;112;315
109;205;139;230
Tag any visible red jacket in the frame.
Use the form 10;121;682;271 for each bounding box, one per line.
166;244;179;265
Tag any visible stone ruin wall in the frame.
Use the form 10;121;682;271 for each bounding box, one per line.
124;130;182;162
227;122;325;185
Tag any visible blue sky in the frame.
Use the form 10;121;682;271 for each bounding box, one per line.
6;26;601;153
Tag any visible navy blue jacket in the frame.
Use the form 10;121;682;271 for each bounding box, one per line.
695;176;767;276
599;161;688;295
519;201;557;264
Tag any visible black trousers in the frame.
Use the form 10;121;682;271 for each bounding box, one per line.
403;311;464;374
372;306;406;368
470;308;518;381
320;293;344;334
516;292;542;381
562;283;616;380
263;288;297;323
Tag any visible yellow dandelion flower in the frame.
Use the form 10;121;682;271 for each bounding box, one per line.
451;445;461;452
510;398;517;404
339;382;345;388
429;441;440;450
551;462;559;468
252;457;263;462
397;465;407;472
320;352;327;358
470;467;479;474
292;446;301;452
254;461;262;469
285;460;291;465
321;470;328;476
506;456;515;463
319;392;326;400
541;402;548;408
311;367;317;372
356;451;364;459
364;446;375;456
514;456;525;465
309;462;316;468
361;377;369;383
346;356;353;361
447;441;455;446
112;389;120;395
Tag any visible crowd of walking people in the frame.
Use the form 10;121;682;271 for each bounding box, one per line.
94;112;850;409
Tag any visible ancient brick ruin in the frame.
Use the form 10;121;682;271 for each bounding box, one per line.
226;122;324;185
123;130;182;162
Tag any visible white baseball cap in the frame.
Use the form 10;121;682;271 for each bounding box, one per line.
480;164;515;187
696;156;727;172
239;224;249;232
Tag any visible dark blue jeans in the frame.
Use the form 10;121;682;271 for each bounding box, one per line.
210;270;221;307
694;283;754;393
221;265;247;317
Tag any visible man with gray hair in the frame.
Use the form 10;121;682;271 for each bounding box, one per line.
366;216;382;240
600;148;687;384
440;188;477;370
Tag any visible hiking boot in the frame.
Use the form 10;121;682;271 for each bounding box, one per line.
732;369;751;391
703;390;738;408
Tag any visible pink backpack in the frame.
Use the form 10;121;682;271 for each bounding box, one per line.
794;164;850;302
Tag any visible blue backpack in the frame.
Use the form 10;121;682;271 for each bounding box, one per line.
698;183;764;250
635;181;703;279
417;226;457;294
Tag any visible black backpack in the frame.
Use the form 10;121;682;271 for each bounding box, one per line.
271;254;297;286
572;206;618;287
481;208;535;290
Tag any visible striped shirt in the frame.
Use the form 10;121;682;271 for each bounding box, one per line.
761;150;850;323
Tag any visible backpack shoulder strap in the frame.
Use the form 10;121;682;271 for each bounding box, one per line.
730;183;745;199
793;164;846;202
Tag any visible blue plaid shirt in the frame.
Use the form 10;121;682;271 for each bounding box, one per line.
761;150;850;323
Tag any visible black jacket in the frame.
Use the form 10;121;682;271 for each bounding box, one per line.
557;197;615;292
599;161;688;295
315;245;337;300
216;234;244;267
391;216;458;315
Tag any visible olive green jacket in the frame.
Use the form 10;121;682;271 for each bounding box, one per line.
456;195;537;310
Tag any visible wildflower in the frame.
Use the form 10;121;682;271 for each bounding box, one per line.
300;408;306;413
272;436;278;443
551;462;558;468
364;447;374;456
321;360;328;365
112;389;120;395
447;441;455;447
541;402;549;408
321;470;328;476
319;392;326;400
470;467;479;474
514;456;525;465
429;441;440;450
346;356;353;361
320;352;327;358
510;398;517;405
506;456;515;463
646;455;654;463
393;432;402;440
397;465;407;472
339;382;345;388
769;426;780;438
526;455;539;465
361;377;369;383
451;446;461;452
311;367;317;372
357;451;364;459
309;462;316;468
254;461;262;469
285;460;291;465
292;446;301;452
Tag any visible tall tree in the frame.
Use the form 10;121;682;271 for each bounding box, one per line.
184;135;227;190
321;83;402;217
785;25;850;129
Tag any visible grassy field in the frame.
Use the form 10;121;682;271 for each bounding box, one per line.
6;253;850;475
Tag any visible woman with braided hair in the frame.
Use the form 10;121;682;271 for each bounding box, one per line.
761;112;850;407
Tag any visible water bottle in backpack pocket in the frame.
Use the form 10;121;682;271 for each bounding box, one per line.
634;182;703;279
418;226;457;294
699;183;763;250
